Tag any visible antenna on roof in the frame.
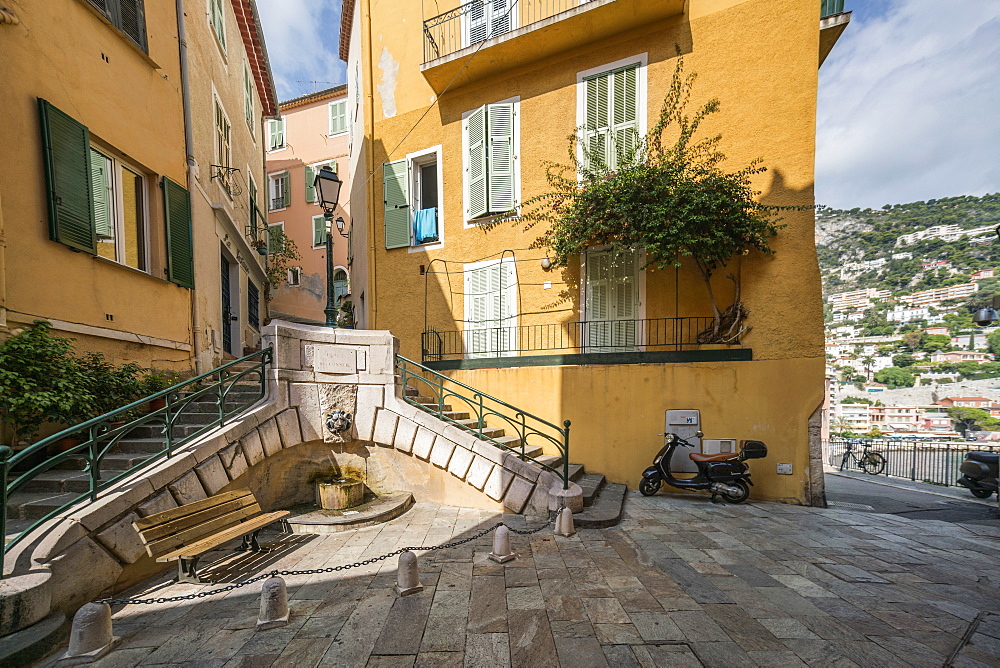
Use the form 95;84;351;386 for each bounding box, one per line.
295;80;339;93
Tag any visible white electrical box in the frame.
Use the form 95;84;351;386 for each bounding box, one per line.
665;409;701;473
702;439;736;455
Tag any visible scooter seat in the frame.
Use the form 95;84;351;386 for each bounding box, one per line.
689;452;738;463
967;451;1000;465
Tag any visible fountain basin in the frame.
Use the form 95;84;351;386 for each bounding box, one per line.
316;478;365;510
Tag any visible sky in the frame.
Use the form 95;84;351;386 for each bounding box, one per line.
255;0;1000;211
255;0;346;101
816;0;1000;209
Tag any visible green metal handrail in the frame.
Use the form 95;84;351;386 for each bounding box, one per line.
396;355;570;489
0;347;273;576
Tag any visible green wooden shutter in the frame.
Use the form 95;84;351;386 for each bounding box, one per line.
612;66;639;166
584;75;611;170
383;159;410;249
313;215;326;246
211;0;226;49
305;164;316;202
281;171;290;208
486;103;515;213
116;0;147;52
330;100;347;134
163;177;194;288
269;118;284;150
465;106;488;219
38;99;96;254
89;149;113;237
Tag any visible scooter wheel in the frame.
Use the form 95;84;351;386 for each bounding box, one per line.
970;488;994;499
721;480;750;504
639;476;662;496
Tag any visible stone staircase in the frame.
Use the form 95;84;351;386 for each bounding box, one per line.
5;373;263;536
403;385;626;527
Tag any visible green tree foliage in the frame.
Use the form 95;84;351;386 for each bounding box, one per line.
265;227;301;293
920;334;951;353
892;353;915;367
943;311;973;336
947;406;1000;435
988;330;1000;355
901;330;924;352
503;53;794;343
873;366;915;388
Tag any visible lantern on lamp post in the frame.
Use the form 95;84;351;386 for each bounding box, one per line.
313;166;344;328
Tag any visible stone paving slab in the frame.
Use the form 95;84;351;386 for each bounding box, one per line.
42;491;1000;667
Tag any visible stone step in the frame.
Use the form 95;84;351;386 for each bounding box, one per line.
574;482;627;529
9;471;91;495
577;473;606;507
492;435;524;451
534;454;562;469
107;437;167;454
416;401;452;412
101;452;157;471
6;491;80;520
0;612;67;667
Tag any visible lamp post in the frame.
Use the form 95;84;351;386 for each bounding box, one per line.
313;166;343;328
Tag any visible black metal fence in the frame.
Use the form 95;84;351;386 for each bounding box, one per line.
422;316;732;361
826;437;999;487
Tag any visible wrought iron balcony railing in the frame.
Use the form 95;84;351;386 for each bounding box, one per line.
423;0;590;63
421;316;737;362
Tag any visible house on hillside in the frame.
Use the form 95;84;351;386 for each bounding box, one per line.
929;352;994;364
340;0;851;505
936;396;993;409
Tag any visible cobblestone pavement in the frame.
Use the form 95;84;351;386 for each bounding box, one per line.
52;492;1000;667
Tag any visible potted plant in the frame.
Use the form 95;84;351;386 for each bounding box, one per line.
142;370;183;412
77;353;144;423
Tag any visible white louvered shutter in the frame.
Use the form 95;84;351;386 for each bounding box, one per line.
466;266;490;357
487;103;515;213
612;66;639;167
585;75;611;170
383;160;410;249
586;252;611;349
491;0;512;37
466;0;489;45
611;251;637;348
465;106;488;220
499;260;518;355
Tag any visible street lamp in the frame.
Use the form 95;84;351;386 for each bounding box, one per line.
973;225;1000;327
313;166;343;327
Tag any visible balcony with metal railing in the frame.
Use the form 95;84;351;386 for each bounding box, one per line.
821;0;845;18
420;0;685;93
420;316;752;369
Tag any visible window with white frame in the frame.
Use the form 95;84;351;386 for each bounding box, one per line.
463;257;517;358
243;63;255;130
214;98;232;197
382;147;441;249
329;99;347;135
268;117;285;151
268;172;289;210
580;60;643;171
209;0;226;52
463;101;517;222
312;214;327;247
305;161;334;203
333;268;349;305
90;147;148;271
584;248;639;351
287;266;301;286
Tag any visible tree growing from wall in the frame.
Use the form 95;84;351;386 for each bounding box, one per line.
497;52;794;344
265;228;301;297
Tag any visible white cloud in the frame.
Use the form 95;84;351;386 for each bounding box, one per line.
255;0;346;101
816;0;1000;209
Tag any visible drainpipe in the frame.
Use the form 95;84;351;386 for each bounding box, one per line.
363;0;378;328
175;0;204;374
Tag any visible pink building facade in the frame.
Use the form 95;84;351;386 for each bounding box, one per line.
265;86;351;324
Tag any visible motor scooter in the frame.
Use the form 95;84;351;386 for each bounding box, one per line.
639;431;767;504
956;451;999;499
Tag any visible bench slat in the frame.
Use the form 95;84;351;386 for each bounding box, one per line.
139;503;263;559
137;496;259;544
154;511;290;563
134;490;254;530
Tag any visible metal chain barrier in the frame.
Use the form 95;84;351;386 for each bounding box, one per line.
99;518;553;606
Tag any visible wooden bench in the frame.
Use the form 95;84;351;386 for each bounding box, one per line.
132;490;289;583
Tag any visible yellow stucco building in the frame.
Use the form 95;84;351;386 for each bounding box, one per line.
343;0;851;505
0;0;277;386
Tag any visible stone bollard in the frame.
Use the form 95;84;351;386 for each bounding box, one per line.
488;525;516;563
58;602;120;665
256;577;290;631
394;550;424;597
554;507;576;537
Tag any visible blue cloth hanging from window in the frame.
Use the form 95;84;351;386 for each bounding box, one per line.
413;207;438;244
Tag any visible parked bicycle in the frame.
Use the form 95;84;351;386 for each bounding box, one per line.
838;440;886;475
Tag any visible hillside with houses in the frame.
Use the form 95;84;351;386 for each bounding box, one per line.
819;193;1000;440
